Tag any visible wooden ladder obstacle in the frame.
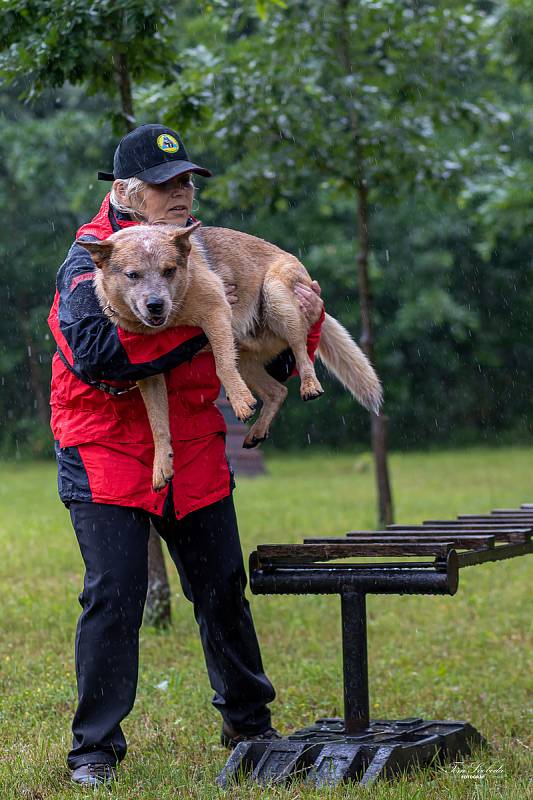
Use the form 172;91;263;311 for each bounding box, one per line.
217;503;533;787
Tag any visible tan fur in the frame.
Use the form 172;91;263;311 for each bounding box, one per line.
78;223;382;489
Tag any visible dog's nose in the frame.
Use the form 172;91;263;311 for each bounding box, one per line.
146;297;164;315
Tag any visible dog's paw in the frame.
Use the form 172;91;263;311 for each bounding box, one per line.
152;450;174;492
234;402;257;422
243;430;267;449
229;391;257;422
300;376;324;402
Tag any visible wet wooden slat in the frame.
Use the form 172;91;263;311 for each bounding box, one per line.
308;534;494;551
455;514;533;524
490;508;533;515
419;522;532;536
256;542;454;562
385;524;530;543
389;523;530;532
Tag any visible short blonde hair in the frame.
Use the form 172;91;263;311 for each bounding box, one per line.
110;177;148;221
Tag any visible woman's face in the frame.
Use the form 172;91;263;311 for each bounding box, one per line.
118;173;195;226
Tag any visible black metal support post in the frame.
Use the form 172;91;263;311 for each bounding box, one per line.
341;592;369;733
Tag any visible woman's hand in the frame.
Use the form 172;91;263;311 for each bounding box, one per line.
226;281;322;320
294;280;324;327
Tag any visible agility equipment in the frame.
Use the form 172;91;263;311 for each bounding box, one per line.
217;503;533;787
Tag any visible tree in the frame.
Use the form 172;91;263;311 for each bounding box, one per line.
147;0;502;525
0;0;179;129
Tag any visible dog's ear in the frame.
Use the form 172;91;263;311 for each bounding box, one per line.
168;221;202;246
76;239;114;269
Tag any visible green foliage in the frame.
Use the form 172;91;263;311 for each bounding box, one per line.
150;0;502;205
457;1;533;250
0;0;177;129
496;0;533;79
0;86;112;456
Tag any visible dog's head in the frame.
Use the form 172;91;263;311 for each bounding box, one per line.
77;222;201;329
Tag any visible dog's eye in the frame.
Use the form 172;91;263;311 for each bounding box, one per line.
163;268;176;279
125;271;140;281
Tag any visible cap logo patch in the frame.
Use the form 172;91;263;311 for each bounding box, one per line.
157;134;179;153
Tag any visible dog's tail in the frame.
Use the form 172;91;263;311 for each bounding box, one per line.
316;313;383;414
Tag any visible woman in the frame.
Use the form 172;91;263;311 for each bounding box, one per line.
48;123;324;788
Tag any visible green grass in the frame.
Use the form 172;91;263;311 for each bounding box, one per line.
0;447;532;799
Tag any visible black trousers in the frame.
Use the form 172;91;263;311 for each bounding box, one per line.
68;494;275;768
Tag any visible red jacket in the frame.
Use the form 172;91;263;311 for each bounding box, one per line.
49;195;323;518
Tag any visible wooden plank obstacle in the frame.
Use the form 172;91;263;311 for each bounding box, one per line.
217;503;533;787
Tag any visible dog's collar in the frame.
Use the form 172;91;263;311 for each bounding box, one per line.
102;303;118;319
56;347;139;396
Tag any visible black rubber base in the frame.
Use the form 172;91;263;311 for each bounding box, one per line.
216;717;485;787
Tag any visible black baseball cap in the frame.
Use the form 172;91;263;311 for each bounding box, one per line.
97;123;212;183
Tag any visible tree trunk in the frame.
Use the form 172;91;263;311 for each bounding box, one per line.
113;45;173;627
144;522;172;628
145;534;172;627
356;182;394;528
336;0;394;528
114;50;136;132
22;324;49;427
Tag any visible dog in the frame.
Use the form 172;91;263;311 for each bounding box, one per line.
78;223;382;490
